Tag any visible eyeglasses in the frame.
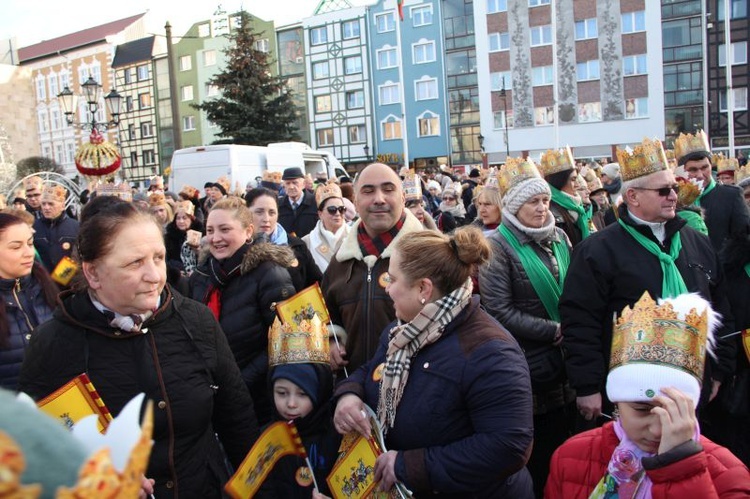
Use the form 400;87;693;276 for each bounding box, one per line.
325;206;346;215
633;185;680;197
443;196;456;201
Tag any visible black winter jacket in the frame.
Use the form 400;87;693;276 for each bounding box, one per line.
19;287;258;498
164;218;203;272
699;183;750;255
32;213;79;273
278;191;319;239
287;235;323;291
0;268;55;390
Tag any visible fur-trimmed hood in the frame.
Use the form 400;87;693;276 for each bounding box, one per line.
335;209;423;263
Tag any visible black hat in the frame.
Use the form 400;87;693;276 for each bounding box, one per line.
12;197;25;204
469;168;481;178
212;182;227;196
282;167;305;180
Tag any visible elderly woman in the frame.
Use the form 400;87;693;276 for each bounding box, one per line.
472;185;502;236
434;186;467;233
302;183;351;274
245;188;322;290
189;196;296;423
333;227;533;497
546;293;750;498
19;198;258;498
0;213;57;390
480;159;575;497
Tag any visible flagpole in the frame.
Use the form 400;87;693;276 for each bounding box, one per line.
305;457;320;491
329;319;349;378
396;0;409;168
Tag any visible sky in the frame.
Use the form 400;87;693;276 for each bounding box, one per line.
1;0;371;48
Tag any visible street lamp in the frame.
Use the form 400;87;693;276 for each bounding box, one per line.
57;76;122;130
477;133;488;168
500;77;510;158
363;144;370;162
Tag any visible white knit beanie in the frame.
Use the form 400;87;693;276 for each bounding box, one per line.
501;177;551;216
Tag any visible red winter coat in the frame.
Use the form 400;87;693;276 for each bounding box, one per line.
545;422;750;499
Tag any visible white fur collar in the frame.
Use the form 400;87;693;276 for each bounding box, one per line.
335;209;423;264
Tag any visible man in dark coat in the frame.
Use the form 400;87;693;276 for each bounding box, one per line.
33;184;79;274
277;167;318;238
23;175;44;220
560;138;736;426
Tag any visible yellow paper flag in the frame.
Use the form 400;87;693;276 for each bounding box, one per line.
276;282;330;325
225;421;307;499
37;373;112;433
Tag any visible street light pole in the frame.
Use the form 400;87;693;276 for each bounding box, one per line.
501;77;510;158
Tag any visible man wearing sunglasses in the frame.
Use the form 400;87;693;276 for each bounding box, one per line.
559;138;736;430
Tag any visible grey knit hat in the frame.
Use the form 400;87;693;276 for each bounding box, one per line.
502;177;551;215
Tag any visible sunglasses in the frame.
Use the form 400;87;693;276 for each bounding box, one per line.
634;185;680;197
443;196;456;201
325;206;346;215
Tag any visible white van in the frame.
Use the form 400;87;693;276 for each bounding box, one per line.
168;142;349;193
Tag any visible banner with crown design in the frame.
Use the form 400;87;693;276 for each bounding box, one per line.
37;373;113;433
276;283;330;326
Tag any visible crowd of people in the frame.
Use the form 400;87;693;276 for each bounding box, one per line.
1;131;750;497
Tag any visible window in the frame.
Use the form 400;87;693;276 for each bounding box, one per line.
317;128;334;146
412;5;433;26
622;11;646;34
376;12;395;33
198;23;210;37
717;0;747;20
720;88;748;111
128;124;136;140
575;18;597;40
346;90;364;109
65;142;75;164
719;42;748;66
125;96;134;112
137;65;148;81
50;109;60;131
487;0;507;13
490;71;512;91
344;56;363;75
493;110;514;129
206;84;220;97
139;93;151;108
576;60;600;81
141;122;154;137
312;61;330;79
625;97;648;118
529;0;550;6
179;55;192;71
623;55;647;76
530;25;552;46
315;95;332;113
90;66;102;85
59;71;70;91
413;41;436;64
379;83;400;105
578;102;602;122
489;32;510;52
123;68;132;84
143;150;155;165
377;47;398;69
342;20;360;39
54;144;64;164
130;152;139;166
349;124;366;143
532;66;554;86
415;78;438;100
418;113;440;137
254;39;269;53
36;77;46;101
48;74;59;97
183;115;196;131
310;27;327;45
203;50;217;66
181;85;194;101
534;106;555;125
382;118;402;140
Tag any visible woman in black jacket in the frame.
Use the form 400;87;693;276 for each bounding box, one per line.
189;196;297;424
19;199;258;498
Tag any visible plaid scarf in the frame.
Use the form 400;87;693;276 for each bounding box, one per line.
377;277;473;432
357;213;406;258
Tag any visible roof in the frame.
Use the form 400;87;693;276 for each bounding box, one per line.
18;13;146;63
112;36;155;68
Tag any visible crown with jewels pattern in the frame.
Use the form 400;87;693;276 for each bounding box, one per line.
268;315;329;367
497;157;542;197
736;163;750;187
711;153;739;174
616;138;669;181
539;146;575;177
402;171;422;202
314;181;342;207
674;130;710;161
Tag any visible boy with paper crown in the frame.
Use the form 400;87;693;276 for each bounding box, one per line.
546;292;750;498
260;315;341;497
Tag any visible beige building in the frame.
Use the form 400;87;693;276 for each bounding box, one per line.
0;63;39;164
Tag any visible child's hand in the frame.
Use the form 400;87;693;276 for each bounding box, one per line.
651;387;697;455
334;394;371;437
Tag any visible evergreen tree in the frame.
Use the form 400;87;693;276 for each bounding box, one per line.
193;11;299;145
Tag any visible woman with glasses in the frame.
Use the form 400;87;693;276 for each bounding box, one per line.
434;186;467;233
302;183;351;274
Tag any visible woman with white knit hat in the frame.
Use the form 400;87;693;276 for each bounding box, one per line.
480;157;574;497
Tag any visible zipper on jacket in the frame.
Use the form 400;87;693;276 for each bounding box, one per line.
364;265;374;361
12;279;35;335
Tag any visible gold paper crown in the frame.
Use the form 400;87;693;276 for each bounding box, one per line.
497;157;542;197
180;185;199;199
616;138;669;181
215;176;231;192
23;175;43;191
268;315;329;367
41;184;67;203
175;200;195;216
676;177;703;206
148;192;167;207
539;146;575;177
736;164;750;186
262;171;282;183
712;153;739;174
674;130;710;160
484;167;499;188
314;182;343;207
402;171;422;202
610;292;709;384
149;175;164;187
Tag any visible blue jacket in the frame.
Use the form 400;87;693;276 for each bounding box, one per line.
33;213;79;273
0;269;55;390
334;297;534;498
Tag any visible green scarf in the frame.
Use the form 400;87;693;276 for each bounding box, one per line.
550;185;591;239
694;177;716;208
498;224;570;322
677;210;708;235
617;219;688;298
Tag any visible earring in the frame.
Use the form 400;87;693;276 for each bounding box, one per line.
420;298;426;305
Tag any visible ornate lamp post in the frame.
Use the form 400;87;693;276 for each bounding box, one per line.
478;133;488;169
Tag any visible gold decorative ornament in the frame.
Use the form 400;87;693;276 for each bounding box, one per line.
711;153;739;174
616;138;669;181
539;146;575;177
497;157;542;197
673;130;710;161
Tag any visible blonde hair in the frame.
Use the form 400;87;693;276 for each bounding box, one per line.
210;196;253;228
395;227;491;294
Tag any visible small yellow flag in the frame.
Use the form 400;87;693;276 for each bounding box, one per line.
275;282;330;326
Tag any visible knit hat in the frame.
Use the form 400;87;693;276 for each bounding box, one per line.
606;292;719;406
426;180;441;194
601;162;621;180
469;168;481;179
502;177;551;216
271;364;320;407
41;184;67;203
